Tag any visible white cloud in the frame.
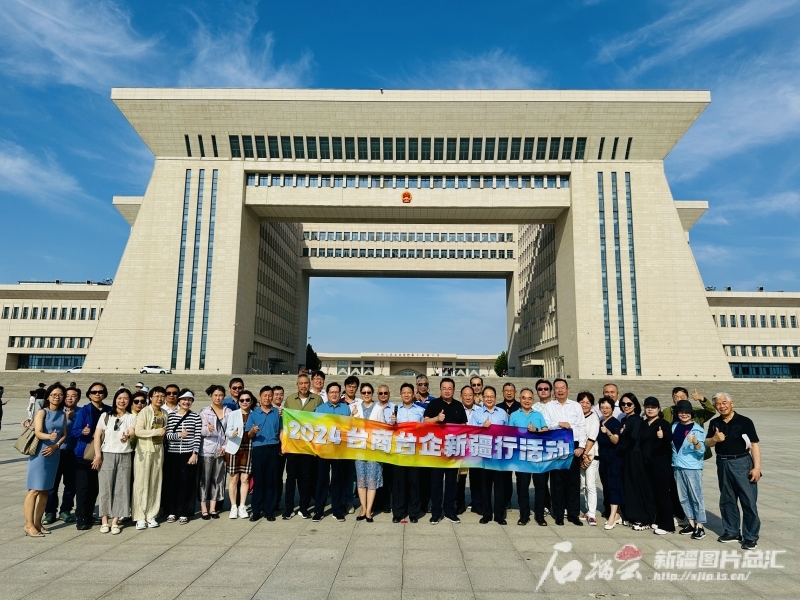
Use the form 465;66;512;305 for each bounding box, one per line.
692;243;733;265
0;0;157;91
389;49;543;89
0;139;110;217
178;7;312;88
596;0;799;76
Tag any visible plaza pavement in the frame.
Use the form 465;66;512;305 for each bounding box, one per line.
0;400;798;600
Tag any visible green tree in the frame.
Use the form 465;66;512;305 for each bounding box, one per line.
494;351;508;377
305;343;321;371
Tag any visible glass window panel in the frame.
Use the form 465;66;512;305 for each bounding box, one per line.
241;135;254;158
383;138;393;160
334;175;343;187
575;137;587;159
458;176;467;188
370;137;380;160
408;138;418;160
345;137;355;159
421;138;431;160
306;137;317;159
521;176;531;188
523;137;534;160
396;138;405;160
319;137;330;159
508;176;518;188
562;137;574;160
446;138;456;160
459;138;470;160
470;176;480;188
433;176;443;188
445;176;455;188
433;138;444;160
357;137;368;160
346;175;356;187
484;137;495;160
384;175;393;187
472;138;482;160
510;137;521;160
547;175;557;188
296;174;306;186
294;136;305;159
279;136;291;159
396;175;406;188
420;176;430;188
246;173;256;186
497;137;508;160
408;176;417;188
332;137;343;159
359;175;368;187
321;175;330;187
268;136;280;158
229;135;241;158
548;137;561;160
255;136;267;158
536;137;547;160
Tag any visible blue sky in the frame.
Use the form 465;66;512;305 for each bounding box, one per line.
1;0;799;355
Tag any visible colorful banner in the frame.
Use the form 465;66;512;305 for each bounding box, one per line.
281;408;574;473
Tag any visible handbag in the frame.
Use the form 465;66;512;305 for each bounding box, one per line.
83;414;109;461
14;426;39;456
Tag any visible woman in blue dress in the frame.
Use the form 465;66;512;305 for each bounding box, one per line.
596;396;624;529
25;383;67;537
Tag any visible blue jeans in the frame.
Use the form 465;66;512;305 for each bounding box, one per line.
716;455;760;541
674;467;706;524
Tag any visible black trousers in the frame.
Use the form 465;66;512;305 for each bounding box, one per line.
392;465;420;519
503;471;514;507
516;472;531;521
430;467;458;520
649;455;676;531
481;469;506;520
46;450;76;514
315;458;348;517
75;457;99;523
550;456;581;520
456;471;467;512
251;444;279;516
272;452;286;513
468;468;483;512
284;453;317;514
375;463;393;512
164;452;198;519
418;467;431;513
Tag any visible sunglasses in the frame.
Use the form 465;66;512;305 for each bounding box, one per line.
239;397;252;403
620;402;634;407
536;387;550;392
89;390;105;396
362;391;373;395
417;383;429;387
378;392;389;396
166;391;178;395
231;386;244;391
132;399;146;405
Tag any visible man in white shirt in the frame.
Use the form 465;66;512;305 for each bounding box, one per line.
531;379;554;515
311;370;328;402
542;378;587;526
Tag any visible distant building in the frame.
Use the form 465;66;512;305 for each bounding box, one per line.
317;353;498;378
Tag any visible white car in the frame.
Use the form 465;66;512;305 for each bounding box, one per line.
140;365;171;374
66;366;82;373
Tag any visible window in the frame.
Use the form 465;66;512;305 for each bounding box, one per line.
383;138;393;160
309;175;318;187
400;249;407;258
770;315;777;328
32;307;39;319
548;137;561;160
465;250;472;258
625;137;633;160
319;137;330;159
459;138;469;160
396;175;406;188
481;233;489;242
521;175;530;188
490;233;497;242
357;137;368;160
449;250;456;258
562;137;573;160
253;136;266;159
345;137;355;160
575;137;587;160
498;233;505;242
334;175;343;187
184;134;192;157
358;175;368;188
446;138;456;160
211;135;218;157
279;136;291;159
508;176;518;188
332;137;343;160
421;138;431;160
470;176;480;188
751;314;757;327
534;176;543;188
384;175;393;188
368;249;374;257
395;138;405;160
729;314;736;327
598;137;605;160
370;138;380;160
433;249;439;258
523;137;534;160
484;138;495;160
472;138;482;160
80;307;87;320
781;315;787;328
44;307;51;319
458;176;467;189
446;176;455;188
739;314;746;327
241;136;254;158
60;307;67;319
433;176;443;188
499;250;505;259
433;138;444;160
343;249;350;257
70;307;77;320
507;233;513;242
21;307;29;319
408;176;418;188
346;175;355;188
760;315;767;328
294;136;305;159
482;250;488;258
246;173;256;186
535;137;547;160
496;175;506;188
546;175;557;188
284;174;293;186
507;249;514;259
408;138;418;160
267;136;279;158
792;315;797;328
560;175;570;188
305;137;317;159
229;135;241;158
457;249;464;258
497;137;508;160
425;249;431;258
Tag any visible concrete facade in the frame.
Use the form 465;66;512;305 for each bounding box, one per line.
317;352;497;378
2;88;799;380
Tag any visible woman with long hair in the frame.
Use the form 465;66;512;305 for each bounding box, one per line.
132;386;168;530
94;388;136;534
225;390;255;519
618;393;655;530
353;383;385;522
24;383;67;537
199;384;230;519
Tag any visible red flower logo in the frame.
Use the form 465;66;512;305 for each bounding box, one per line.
615;545;642;561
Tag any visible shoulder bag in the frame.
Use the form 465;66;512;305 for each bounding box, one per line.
14;425;38;456
83;413;110;462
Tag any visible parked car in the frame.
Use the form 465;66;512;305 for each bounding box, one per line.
140;365;171;374
66;366;82;373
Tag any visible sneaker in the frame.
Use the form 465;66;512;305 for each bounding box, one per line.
429;516;440;525
166;515;176;523
691;527;706;540
587;517;597;526
334;515;346;522
282;513;294;520
238;505;249;519
544;508;550;517
653;528;672;535
229;509;239;519
299;510;312;520
718;532;742;543
680;524;695;535
59;511;75;523
311;512;323;522
135;520;147;530
444;515;461;524
42;513;56;525
632;523;649;531
147;519;159;528
741;539;757;550
346;505;355;515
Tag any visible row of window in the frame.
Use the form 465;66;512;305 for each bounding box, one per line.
8;336;92;349
730;363;800;379
303;231;513;243
246;173;569;190
226;135;602;162
725;345;799;358
716;314;798;328
2;306;100;320
304;247;514;259
17;354;85;370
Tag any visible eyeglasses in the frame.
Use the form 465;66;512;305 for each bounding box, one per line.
536;387;550;392
89;390;104;396
620;402;634;407
132;399;146;405
231;386;244;391
362;391;373;395
166;391;178;396
470;383;482;387
239;398;252;403
417;383;429;387
378;392;389;396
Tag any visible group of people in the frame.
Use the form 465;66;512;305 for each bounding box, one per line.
21;372;762;551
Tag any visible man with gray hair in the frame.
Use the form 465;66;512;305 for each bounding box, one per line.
706;392;761;550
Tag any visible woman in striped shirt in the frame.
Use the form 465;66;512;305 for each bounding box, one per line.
163;390;201;524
